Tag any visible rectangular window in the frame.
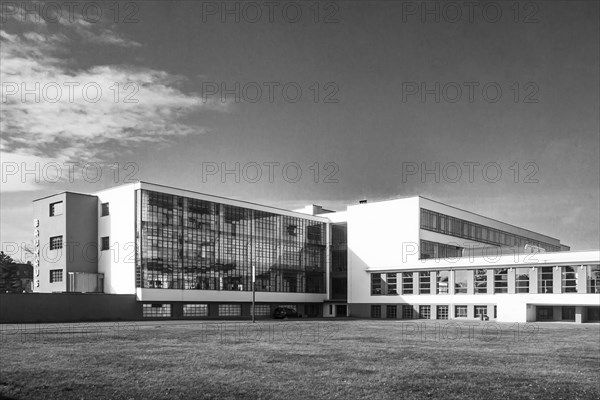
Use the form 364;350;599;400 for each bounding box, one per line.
49;201;63;216
455;305;468;318
419;305;431;319
494;305;497;319
371;305;381;318
454;270;468;294
536;306;553;321
437;305;449;320
386;273;397;295
419;271;431;294
474;305;487;318
436;271;449;294
515;267;530;293
561;266;577;293
539;267;554;293
371;273;382;295
402;305;413;319
587;265;600;293
143;303;171;318
402;272;413;295
474;269;487;294
218;304;241;316
251;304;271;316
386;305;397;319
494;268;508;294
183;304;208;317
101;202;110;216
49;235;63;250
101;236;110;251
49;269;63;283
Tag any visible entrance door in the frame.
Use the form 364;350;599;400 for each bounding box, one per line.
562;307;576;321
536;306;554;321
335;304;347;317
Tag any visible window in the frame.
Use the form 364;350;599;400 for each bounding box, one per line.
251;304;271;316
494;268;508;294
538;267;553;293
419;272;431;294
386;273;397;295
371;273;382;295
419;305;431;319
50;235;63;250
536;306;553;321
49;269;63;283
402;272;413;294
101;202;110;216
183;304;208;317
101;236;110;251
436;271;449;294
49;201;63;216
371;305;381;318
515;267;530;293
386;305;397;318
143;303;171;318
494;305;497;319
455;305;467;318
402;305;414;319
561;266;577;293
437;305;449;320
218;304;241;316
454;270;468;294
474;269;487;294
474;305;487;318
587;265;600;293
420;240;462;260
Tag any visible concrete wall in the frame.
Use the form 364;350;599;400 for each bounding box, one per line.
0;293;140;323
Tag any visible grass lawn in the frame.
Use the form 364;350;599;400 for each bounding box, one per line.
1;319;599;399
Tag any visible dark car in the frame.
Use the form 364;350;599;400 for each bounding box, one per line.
273;307;301;319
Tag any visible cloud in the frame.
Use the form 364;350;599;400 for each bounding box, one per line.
0;8;228;165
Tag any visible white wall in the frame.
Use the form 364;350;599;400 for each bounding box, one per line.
96;184;137;294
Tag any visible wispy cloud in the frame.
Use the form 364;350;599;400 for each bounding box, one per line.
1;3;227;169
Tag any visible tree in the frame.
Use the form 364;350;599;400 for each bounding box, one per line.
0;251;22;293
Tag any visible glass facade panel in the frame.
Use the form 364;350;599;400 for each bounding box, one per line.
494;268;508;293
386;305;397;318
371;305;381;318
419;305;431;319
454;270;468;294
135;190;326;293
402;305;414;319
587;265;600;293
539;267;553;293
437;305;448;319
561;266;577;293
455;305;467;318
183;304;208;317
386;273;397;295
402;272;414;294
436;271;449;294
143;304;171;318
515;267;529;293
474;305;487;317
420;240;462;260
218;304;241;316
419;272;431;294
474;269;487;294
371;273;382;295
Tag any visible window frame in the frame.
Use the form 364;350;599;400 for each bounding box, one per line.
49;201;63;217
455;305;468;318
101;202;110;217
49;235;63;250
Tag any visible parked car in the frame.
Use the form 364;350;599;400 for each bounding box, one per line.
273;307;301;319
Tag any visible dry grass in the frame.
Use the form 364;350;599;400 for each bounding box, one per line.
1;319;599;399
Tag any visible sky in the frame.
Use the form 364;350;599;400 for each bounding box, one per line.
1;0;599;258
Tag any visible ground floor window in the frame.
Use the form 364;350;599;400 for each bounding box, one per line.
474;305;487;318
371;305;381;318
455;305;467;318
536;306;553;321
251;304;271;316
218;304;241;316
143;303;171;318
49;269;63;283
494;305;497;319
402;305;414;319
183;304;208;317
437;305;449;320
386;305;397;319
419;305;431;319
561;306;575;321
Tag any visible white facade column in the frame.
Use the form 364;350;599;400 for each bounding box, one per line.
529;267;538;294
553;266;562;294
486;269;494;294
577;265;587;293
466;270;474;295
508;268;516;294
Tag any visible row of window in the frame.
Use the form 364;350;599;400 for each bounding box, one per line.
420;209;561;252
48;236;110;251
142;303;283;318
371;304;495;319
371;265;600;295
